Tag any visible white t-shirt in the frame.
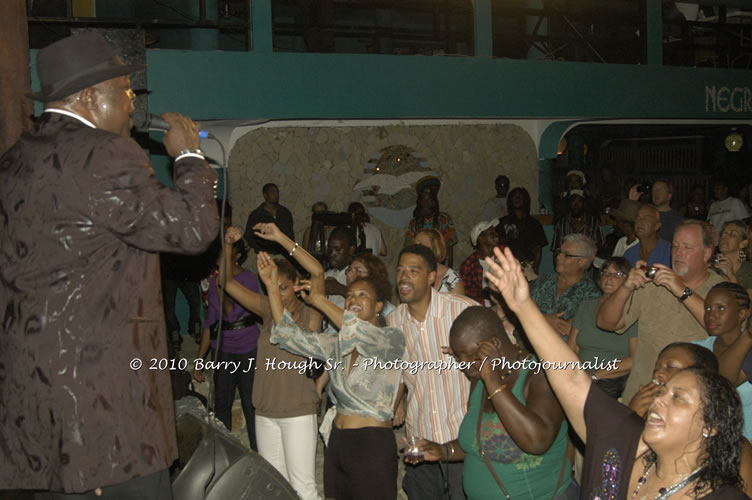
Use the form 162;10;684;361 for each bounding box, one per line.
360;222;384;256
707;196;749;243
612;236;639;258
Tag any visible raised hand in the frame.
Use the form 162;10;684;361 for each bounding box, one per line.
253;222;283;242
485;247;531;312
712;255;736;282
628;184;642;202
225;226;243;244
257;252;278;288
294;278;324;305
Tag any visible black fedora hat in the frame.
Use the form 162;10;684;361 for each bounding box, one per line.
27;31;146;102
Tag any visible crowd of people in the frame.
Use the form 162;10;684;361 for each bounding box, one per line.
5;31;752;500
184;172;752;500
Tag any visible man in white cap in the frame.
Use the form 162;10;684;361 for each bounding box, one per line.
565;169;586;192
0;32;218;498
554;169;600;224
460;220;502;303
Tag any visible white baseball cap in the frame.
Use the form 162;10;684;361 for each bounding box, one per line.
470;220;500;247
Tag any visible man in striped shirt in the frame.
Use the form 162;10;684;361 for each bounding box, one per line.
389;244;477;500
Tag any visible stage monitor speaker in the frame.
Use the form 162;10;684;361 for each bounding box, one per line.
172;412;298;500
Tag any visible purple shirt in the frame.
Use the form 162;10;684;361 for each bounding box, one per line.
204;269;261;354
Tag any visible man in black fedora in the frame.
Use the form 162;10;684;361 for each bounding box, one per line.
0;31;218;498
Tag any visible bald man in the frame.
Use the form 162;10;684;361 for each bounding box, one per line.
624;204;671;268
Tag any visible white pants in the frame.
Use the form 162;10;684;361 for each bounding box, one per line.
256;414;321;500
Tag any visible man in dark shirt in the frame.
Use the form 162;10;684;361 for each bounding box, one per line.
497;187;548;273
551;190;605;260
244;183;295;255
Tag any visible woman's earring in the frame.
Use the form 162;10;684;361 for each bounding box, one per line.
740;249;747;262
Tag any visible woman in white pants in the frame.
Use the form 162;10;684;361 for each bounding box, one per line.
223;223;324;500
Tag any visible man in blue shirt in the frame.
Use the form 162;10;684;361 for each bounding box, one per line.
624;203;672;268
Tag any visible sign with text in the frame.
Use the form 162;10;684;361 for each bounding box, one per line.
706;86;752;113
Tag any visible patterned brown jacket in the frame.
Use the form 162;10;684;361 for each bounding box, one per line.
0;112;218;492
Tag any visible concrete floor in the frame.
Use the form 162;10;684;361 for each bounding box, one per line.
180;335;409;500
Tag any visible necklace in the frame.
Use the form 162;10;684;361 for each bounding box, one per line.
630;461;705;499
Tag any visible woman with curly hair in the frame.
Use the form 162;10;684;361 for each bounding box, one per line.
482;247;749;499
626;340;752;498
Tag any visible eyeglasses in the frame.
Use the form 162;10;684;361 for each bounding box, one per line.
602;271;626;279
555;250;587;259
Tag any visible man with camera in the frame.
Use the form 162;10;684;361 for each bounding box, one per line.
597;219;723;401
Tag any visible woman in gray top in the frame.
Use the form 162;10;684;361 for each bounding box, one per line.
258;250;406;500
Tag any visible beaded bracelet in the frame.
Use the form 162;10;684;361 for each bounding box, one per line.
289;242;299;256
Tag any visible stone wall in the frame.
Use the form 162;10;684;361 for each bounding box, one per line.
227;123;538;274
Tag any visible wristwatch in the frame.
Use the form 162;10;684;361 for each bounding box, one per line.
678;287;693;302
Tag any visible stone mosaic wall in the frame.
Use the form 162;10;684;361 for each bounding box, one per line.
227;123;538;274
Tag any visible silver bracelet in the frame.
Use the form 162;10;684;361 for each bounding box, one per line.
176;148;205;159
289;242;299;256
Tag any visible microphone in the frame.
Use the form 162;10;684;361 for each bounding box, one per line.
132;110;209;138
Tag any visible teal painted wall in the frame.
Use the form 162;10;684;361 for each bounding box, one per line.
145;49;752;121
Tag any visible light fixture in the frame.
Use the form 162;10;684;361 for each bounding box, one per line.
557;137;568;156
725;129;744;152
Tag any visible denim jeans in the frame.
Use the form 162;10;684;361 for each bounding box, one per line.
213;349;257;450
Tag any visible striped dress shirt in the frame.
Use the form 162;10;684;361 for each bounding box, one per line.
387;288;478;444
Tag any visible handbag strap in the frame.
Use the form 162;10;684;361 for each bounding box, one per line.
477;382;570;500
477;388;512;500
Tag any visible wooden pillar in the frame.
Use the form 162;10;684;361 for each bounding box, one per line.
0;0;33;155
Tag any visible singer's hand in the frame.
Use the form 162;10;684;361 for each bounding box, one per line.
162;112;201;158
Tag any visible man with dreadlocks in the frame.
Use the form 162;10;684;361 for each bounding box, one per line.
406;176;458;267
